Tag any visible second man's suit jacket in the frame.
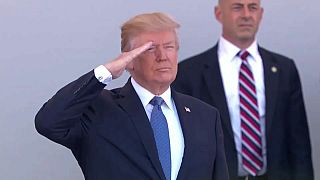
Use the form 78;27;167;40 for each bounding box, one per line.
172;45;313;180
35;70;229;180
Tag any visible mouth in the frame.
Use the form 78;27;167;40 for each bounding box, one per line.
156;67;171;72
239;24;253;28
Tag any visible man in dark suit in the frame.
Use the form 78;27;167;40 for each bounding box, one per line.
35;12;228;180
172;0;313;180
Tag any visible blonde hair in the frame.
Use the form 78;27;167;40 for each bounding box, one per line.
121;12;180;52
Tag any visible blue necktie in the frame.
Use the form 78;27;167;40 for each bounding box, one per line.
150;96;171;180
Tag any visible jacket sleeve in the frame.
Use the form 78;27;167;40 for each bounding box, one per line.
287;62;314;180
35;70;106;149
212;112;229;180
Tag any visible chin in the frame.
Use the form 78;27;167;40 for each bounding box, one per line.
156;76;174;85
238;30;255;37
238;34;255;41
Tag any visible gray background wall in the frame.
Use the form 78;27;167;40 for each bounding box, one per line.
0;1;319;179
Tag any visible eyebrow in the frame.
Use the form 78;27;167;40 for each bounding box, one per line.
231;2;259;6
163;41;176;45
151;41;176;46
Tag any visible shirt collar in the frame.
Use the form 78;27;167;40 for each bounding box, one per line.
218;36;260;62
246;41;260;62
131;77;174;110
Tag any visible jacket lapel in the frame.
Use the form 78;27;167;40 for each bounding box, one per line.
116;80;166;180
202;46;234;137
171;91;195;180
259;47;280;137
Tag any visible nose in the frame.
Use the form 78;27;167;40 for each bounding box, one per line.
242;6;250;17
155;46;167;61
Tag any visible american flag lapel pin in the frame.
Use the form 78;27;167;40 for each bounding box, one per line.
184;107;191;112
271;66;277;73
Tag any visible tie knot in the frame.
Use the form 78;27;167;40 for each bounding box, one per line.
239;50;250;61
150;96;164;106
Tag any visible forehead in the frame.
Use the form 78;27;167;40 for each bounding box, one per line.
134;31;177;45
223;0;261;5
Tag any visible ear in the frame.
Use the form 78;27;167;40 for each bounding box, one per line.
260;7;264;20
214;5;222;23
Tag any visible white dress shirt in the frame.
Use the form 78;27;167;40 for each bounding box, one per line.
94;65;184;180
218;37;267;176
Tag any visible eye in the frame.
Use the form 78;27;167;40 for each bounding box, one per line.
248;3;260;11
164;45;175;50
147;46;156;52
249;4;259;11
232;5;242;11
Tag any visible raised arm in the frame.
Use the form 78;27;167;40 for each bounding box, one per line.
35;42;152;149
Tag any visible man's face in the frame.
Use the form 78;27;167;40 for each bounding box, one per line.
130;30;178;92
215;0;263;45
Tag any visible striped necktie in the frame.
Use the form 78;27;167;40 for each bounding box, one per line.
238;51;263;175
150;96;171;180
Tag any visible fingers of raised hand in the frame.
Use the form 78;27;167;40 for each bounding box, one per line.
123;41;153;63
132;41;153;56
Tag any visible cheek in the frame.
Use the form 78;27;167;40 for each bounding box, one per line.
168;51;178;61
134;57;149;69
255;15;263;25
170;58;178;76
231;17;239;26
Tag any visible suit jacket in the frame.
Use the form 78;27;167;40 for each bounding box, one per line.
172;45;314;180
35;70;229;180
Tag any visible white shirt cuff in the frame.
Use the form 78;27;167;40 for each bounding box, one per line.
94;65;113;84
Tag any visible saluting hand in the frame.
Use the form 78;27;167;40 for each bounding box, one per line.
104;42;153;79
